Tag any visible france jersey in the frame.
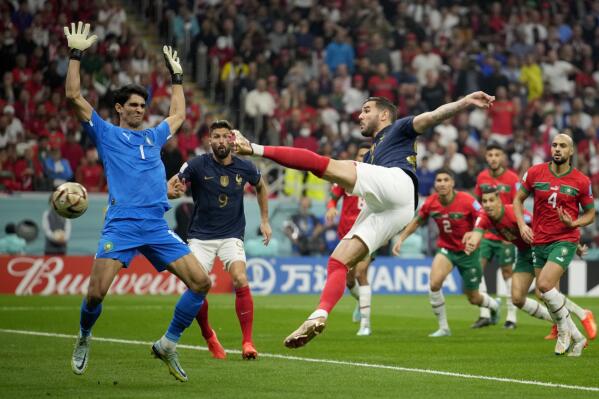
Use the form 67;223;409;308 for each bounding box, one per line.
82;110;189;270
362;116;418;174
179;154;261;241
362;115;419;207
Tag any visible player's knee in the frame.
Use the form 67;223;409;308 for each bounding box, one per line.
429;282;442;292
536;280;552;293
86;289;105;308
511;294;525;308
232;274;248;289
467;294;479;305
188;274;211;293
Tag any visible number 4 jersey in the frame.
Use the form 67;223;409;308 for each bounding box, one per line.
521;162;594;245
417;191;481;252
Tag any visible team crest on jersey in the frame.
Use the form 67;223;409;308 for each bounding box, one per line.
220;175;230;187
235;174;243;186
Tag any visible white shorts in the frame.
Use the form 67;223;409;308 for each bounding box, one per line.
188;238;246;273
344;163;416;254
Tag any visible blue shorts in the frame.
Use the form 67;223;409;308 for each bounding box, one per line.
95;218;190;271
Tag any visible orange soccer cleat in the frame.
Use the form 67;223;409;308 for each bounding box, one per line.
544;324;558;340
581;309;597;340
242;342;258;360
205;330;226;359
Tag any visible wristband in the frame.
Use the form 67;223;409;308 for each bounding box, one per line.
172;74;183;85
69;49;83;60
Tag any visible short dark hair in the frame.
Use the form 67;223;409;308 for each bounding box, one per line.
435;168;454;180
364;96;397;121
113;84;149;107
5;223;16;234
209;119;233;132
485;142;504;153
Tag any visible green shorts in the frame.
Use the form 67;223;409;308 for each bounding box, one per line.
479;238;515;266
532;242;577;270
513;247;534;274
436;247;482;291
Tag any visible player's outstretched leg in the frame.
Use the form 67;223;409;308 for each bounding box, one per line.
195;300;226;359
504;276;518;329
356;285;372;336
541;288;572;355
472;276;492;328
235;286;257;359
231;130;330;178
284;257;348;348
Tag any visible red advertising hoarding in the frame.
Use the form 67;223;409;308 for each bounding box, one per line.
0;256;233;295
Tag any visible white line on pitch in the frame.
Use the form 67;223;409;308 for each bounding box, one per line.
0;328;597;393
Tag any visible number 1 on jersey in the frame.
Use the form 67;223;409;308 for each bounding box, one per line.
548;192;557;208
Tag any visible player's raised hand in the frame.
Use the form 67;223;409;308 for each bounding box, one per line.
518;223;534;244
465;91;495;109
325;207;338;224
163;45;183;75
391;238;403;256
260;221;272;246
557;206;575;228
230;129;254;155
64;22;97;51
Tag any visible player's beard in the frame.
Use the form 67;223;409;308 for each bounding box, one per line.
552;155;568;165
214;145;231;159
360;119;378;137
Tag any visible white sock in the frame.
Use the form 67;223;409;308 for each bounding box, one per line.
250;143;264;156
521;298;552;322
429;289;449;330
541;288;569;333
358;285;371;329
480;292;498;311
564;297;586;320
478;277;491;318
160;335;177;353
505;278;517;323
349;283;360;300
309;309;328;320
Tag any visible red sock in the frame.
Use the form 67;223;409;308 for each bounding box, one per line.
235;285;254;344
195;299;214;340
318;257;349;313
263;146;330;178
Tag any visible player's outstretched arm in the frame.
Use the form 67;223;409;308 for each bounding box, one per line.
64;21;97;122
513;189;533;244
255;177;272;246
413;91;495;134
167;175;186;199
392;216;423;256
163;46;185;134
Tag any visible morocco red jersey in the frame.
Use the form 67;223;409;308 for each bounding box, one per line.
475;205;532;250
474;168;520;241
418;191;481;252
521;163;594;245
327;183;365;238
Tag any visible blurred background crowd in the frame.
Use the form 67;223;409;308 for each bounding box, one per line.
0;0;598;255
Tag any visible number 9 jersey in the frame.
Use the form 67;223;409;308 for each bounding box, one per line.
520;162;594;245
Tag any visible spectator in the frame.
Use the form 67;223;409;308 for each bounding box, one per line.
0;223;26;254
421;70;445;111
245;78;276;142
412;41;442;86
365;32;392;72
76;148;104;192
488;86;517;145
284;196;324;256
444;142;468;175
61;133;84;174
542;49;577;96
368;63;398;103
43;147;73;188
520;53;543;101
13;144;43;191
325;28;355;74
416;156;436;197
42;198;71;255
160;136;183;179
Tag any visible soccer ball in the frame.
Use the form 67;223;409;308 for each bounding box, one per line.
51;182;89;219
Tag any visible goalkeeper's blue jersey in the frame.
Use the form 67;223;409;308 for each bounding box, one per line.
81;110;172;221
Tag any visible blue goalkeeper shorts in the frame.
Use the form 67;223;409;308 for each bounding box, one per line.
95;217;190;271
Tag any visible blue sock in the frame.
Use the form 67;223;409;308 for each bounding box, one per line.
80;298;102;337
165;290;206;343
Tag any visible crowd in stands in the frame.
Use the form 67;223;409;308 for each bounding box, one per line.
1;0;599;253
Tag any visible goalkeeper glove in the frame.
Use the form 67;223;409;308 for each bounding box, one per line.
63;21;98;60
163;45;183;84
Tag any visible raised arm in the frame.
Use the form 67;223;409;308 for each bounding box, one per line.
162;46;185;134
412;91;495;134
255;177;272;246
64;22;97;122
513;189;533;244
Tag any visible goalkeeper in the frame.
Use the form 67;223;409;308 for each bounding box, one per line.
65;21;210;382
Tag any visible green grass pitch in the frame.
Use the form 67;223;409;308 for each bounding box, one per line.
0;294;597;398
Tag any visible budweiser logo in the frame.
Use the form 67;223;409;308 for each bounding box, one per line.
5;257;189;296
